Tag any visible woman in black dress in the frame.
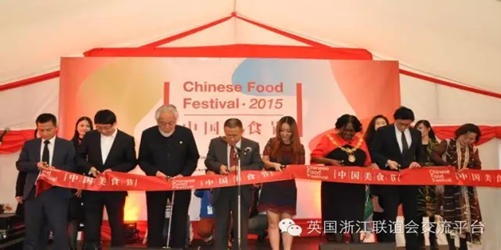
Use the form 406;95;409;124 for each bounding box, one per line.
311;114;371;243
258;116;305;250
363;114;388;242
68;116;93;250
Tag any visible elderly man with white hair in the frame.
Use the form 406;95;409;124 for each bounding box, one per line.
138;104;200;249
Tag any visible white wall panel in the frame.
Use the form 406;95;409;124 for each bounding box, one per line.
0;77;59;129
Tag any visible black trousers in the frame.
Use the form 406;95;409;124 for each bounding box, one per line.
380;185;419;250
68;196;84;250
83;191;125;249
214;187;250;250
416;215;438;249
146;190;191;248
372;211;385;242
446;234;467;250
24;189;68;250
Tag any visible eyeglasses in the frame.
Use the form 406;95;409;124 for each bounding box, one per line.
96;125;114;131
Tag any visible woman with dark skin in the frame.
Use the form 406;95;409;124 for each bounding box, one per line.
311;114;372;243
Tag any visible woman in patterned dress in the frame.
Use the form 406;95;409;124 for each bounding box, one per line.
431;123;483;250
311;114;372;243
414;120;440;250
258;116;305;250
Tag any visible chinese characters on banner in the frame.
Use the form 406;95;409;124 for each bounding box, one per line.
182;120;279;136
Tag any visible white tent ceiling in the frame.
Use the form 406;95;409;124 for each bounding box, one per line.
0;0;500;92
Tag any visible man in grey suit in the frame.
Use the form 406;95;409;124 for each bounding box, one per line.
16;113;76;250
205;118;263;250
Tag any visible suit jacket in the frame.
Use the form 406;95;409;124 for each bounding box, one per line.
205;137;263;206
15;171;27;197
77;129;137;197
370;124;425;170
16;137;76;200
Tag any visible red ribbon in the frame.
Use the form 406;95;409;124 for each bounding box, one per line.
35;165;501;195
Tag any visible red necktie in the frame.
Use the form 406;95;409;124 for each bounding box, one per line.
230;146;238;167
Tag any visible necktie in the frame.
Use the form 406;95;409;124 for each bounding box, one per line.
42;140;50;165
36;140;50;186
401;132;409;153
229;146;238;167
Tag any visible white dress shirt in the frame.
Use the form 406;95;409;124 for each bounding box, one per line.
101;129;117;164
394;125;412;153
39;136;56;166
227;140;242;167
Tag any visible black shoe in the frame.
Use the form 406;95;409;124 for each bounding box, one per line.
202;238;214;246
257;231;268;243
83;243;102;250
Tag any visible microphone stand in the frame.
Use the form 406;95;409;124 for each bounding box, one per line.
233;148;244;250
165;191;175;249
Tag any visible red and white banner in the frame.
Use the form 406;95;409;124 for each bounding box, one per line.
36;165;501;196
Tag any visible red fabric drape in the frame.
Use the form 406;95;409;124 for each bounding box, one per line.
0;130;36;154
433;125;501;145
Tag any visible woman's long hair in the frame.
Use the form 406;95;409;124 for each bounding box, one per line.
71;116;93;142
270;116;302;163
415;120;437;142
363;115;389;146
415;120;439;163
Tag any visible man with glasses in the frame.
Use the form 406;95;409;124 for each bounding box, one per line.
370;106;425;250
138;104;200;248
77;109;137;250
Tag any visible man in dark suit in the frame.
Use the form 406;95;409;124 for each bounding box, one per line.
370;106;425;250
205;118;263;250
138;104;200;248
16;113;76;250
77;110;137;249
